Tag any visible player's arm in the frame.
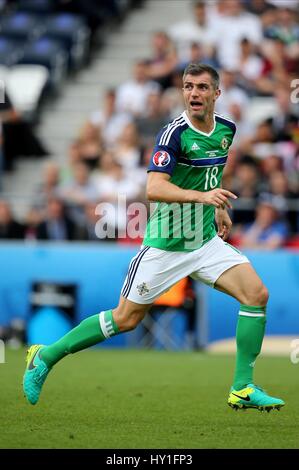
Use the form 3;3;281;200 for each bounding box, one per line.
215;206;232;240
147;127;237;208
147;172;237;208
212;124;237;235
214;182;233;239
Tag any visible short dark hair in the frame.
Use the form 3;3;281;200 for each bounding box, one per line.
183;63;220;89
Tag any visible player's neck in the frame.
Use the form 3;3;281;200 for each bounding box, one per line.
187;112;215;134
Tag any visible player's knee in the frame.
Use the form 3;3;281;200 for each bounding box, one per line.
117;314;142;332
259;285;269;306
113;306;145;332
121;314;142;332
244;284;269;306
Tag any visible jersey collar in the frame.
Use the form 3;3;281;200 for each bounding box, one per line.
183;111;216;137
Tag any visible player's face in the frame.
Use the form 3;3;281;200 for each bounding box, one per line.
183;73;220;121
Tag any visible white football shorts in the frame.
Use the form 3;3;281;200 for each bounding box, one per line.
121;235;249;304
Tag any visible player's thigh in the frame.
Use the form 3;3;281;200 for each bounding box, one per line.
214;262;269;306
121;245;193;305
191;236;249;288
113;295;152;332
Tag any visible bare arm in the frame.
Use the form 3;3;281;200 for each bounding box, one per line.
215;207;233;240
214;179;233;239
146;172;237;208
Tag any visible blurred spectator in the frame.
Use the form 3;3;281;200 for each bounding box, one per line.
161;70;185;119
265;86;299;142
146;31;178;89
237;38;267;96
264;6;299;49
260;35;297;90
59;161;98;225
178;41;219;71
76;201;101;241
242;117;298;175
0;91;48;172
241;120;275;159
92;150;142;202
135;91;169;147
268;170;297;198
239;193;289;250
267;170;298;232
61;141;83;183
0;200;25;239
91;151;142;239
0;92;21;172
216;69;249;119
36;197;78;241
245;0;272;15
116;61;160;117
113;122;144;170
260;154;283;175
227;103;255;145
24;207;43;241
260;4;280;43
33;162;61;210
231;156;261;225
168;1;215;64
76;122;103;170
211;0;263;70
232;156;261;198
88;88;132;148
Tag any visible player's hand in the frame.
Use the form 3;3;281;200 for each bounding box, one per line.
215;207;232;241
200;188;237;209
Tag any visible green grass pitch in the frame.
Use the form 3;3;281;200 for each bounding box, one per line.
1;348;298;449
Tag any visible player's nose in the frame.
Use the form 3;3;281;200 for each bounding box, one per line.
191;88;200;99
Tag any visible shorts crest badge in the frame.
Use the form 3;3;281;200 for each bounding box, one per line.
137;282;150;296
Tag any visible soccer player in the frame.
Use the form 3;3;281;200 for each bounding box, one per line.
23;63;284;412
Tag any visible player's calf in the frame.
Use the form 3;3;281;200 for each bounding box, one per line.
22;299;151;405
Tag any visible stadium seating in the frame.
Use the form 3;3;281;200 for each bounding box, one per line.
19;37;68;90
0;12;45;43
0;64;8;82
5;65;49;116
43;14;90;70
0;36;24;66
16;0;53;15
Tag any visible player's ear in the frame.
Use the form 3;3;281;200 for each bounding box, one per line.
214;88;221;101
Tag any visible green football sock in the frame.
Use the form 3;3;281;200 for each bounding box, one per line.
41;310;119;368
233;304;266;391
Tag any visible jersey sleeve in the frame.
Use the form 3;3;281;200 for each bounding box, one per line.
147;125;181;176
231;122;237;141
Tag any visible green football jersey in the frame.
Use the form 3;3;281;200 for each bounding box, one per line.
143;111;236;252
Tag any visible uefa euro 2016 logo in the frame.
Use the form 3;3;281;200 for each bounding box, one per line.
153;151;171;167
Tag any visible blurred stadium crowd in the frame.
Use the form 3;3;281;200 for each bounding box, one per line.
0;0;298;250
